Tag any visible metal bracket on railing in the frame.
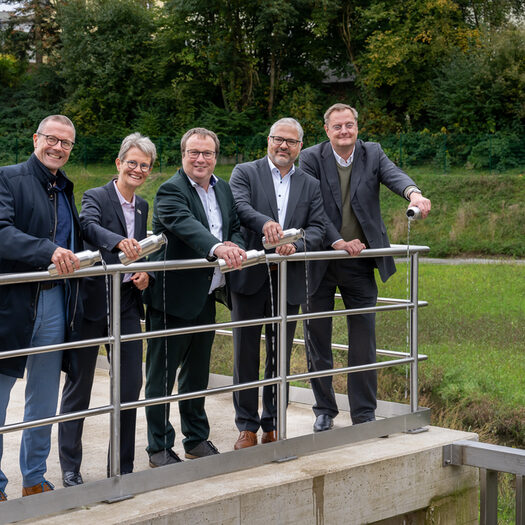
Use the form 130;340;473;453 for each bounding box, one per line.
443;440;525;525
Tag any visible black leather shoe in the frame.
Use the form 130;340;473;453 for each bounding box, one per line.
313;414;334;432
62;471;83;487
149;448;183;468
185;440;220;459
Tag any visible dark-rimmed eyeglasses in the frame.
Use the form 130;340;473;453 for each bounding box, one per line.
185;150;216;160
269;136;301;147
37;133;75;150
124;160;151;173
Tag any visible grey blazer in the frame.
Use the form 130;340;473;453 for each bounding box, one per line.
229;156;325;305
299;139;418;287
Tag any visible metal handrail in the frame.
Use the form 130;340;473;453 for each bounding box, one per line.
0;245;430;522
443;440;525;524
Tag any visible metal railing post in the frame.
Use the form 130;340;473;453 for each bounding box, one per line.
480;468;498;525
409;252;419;412
517;474;524;525
109;272;121;476
277;260;288;440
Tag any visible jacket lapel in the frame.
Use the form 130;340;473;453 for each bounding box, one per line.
283;170;303;228
260;157;279;221
321;142;342;216
180;170;210;230
106;180;128;236
350;140;363;200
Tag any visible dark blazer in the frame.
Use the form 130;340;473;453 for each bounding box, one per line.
300;140;418;287
79;179;149;321
143;168;244;320
0;154;82;377
228;156;325;305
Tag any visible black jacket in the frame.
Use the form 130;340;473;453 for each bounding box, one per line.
0;154;83;377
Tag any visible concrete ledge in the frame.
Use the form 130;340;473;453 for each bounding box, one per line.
25;426;478;525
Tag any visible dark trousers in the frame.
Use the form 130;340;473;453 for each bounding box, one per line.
59;284;143;475
145;295;215;454
303;258;378;424
231;274;298;433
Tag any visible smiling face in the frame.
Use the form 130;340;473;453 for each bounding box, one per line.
33;120;75;174
324;109;359;158
267;123;302;174
115;146;152;197
182;134;217;189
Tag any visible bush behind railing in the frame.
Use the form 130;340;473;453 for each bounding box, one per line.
1;131;524;173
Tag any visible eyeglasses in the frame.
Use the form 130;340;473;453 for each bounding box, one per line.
185;150;216;160
37;133;75;150
124;160;151;173
330;122;356;131
269;136;301;147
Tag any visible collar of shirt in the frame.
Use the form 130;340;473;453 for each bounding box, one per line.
267;156;296;179
331;146;354;167
186;173;219;191
113;179;136;208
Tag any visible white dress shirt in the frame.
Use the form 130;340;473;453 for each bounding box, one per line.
267;157;295;227
186;174;225;293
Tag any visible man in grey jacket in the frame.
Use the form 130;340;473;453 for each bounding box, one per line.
299;103;431;432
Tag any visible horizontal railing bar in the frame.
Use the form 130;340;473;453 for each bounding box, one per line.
0;245;430;286
215;330;428;360
443;440;525;475
0;405;113;435
1;354;414;435
288;357;414;382
0;300;425;360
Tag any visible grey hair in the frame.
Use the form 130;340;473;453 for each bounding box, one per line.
180;127;220;155
323;104;358;125
269;118;304;141
36;115;76;139
118;132;157;166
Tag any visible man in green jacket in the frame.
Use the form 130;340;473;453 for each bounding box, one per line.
143;127;246;466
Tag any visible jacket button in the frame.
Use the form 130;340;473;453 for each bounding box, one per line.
208;276;211;281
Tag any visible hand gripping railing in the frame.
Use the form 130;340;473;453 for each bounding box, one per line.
0;244;430;522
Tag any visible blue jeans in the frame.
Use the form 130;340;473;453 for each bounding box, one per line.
0;285;65;492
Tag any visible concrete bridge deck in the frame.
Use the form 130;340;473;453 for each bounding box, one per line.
2;365;479;524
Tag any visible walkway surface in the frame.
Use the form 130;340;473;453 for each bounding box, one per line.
3;366;477;524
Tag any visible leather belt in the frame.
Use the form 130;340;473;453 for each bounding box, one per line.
269;263;278;272
40;282;58;291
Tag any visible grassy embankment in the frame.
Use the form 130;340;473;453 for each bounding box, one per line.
69;163;524;520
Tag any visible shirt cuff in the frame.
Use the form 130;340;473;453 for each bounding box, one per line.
404;186;421;200
331;238;343;248
209;243;223;258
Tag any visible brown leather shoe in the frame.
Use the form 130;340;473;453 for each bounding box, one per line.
0;489;6;502
234;430;257;450
261;430;277;443
22;480;54;497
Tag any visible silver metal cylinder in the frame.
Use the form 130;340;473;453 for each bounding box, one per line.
47;249;102;276
262;228;304;250
218;249;266;274
406;206;422;220
119;233;167;265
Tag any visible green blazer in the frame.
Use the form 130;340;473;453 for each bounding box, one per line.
143;168;244;319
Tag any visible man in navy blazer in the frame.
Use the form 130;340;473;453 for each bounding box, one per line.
299;103;431;432
143;128;246;466
0;115;82;500
59;133;155;485
229;118;325;450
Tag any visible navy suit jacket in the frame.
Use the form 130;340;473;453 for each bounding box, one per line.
300;140;418;288
143;168;244;320
80;179;148;321
228;156;325;305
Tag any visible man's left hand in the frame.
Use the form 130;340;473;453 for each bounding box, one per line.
131;272;149;290
409;193;431;219
276;243;296;256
